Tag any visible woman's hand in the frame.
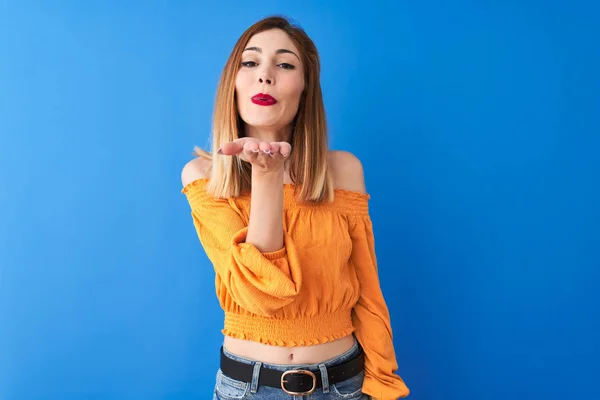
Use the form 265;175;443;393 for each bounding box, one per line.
218;137;291;173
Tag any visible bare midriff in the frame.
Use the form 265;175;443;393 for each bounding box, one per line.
222;334;356;365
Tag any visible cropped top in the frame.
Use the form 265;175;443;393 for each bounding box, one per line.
181;178;409;399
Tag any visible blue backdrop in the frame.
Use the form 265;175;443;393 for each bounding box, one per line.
1;1;598;399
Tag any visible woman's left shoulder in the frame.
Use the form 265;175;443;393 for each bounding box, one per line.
327;150;367;193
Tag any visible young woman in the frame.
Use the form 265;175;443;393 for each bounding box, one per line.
181;15;410;399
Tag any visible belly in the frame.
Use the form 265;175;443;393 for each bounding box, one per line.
222;334;356;365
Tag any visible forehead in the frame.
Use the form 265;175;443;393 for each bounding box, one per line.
245;29;300;55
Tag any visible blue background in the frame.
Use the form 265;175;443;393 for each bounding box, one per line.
1;1;598;399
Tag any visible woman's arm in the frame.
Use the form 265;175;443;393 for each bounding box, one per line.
329;150;410;400
219;138;291;253
181;153;301;317
246;167;284;252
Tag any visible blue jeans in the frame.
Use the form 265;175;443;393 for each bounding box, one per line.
213;336;370;399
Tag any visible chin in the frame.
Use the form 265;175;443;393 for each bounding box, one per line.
247;122;283;130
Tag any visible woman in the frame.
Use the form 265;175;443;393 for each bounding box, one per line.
181;15;410;399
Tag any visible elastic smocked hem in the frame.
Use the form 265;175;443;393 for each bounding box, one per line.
222;310;356;347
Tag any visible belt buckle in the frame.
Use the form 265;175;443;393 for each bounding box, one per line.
281;369;317;395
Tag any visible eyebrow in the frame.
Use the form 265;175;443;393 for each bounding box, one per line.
243;46;300;61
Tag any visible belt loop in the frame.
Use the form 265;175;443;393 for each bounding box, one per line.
250;361;262;394
318;363;329;394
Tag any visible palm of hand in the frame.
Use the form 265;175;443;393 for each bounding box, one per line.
218;138;291;173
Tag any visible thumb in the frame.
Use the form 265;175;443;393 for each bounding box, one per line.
218;138;246;155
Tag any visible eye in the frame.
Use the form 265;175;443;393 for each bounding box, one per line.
241;61;257;67
278;63;296;70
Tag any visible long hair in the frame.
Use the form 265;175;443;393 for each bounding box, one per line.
195;15;333;203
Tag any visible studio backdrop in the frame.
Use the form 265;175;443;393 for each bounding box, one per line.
1;1;598;400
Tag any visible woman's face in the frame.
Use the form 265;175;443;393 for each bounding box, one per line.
235;28;305;133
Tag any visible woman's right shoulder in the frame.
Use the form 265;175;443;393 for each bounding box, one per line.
181;156;212;187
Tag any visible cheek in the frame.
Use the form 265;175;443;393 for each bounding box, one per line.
235;72;251;96
282;76;305;104
235;74;249;109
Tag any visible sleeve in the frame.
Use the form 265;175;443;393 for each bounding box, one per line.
182;182;302;317
349;212;410;399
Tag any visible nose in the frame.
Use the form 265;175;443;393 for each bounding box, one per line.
258;67;274;85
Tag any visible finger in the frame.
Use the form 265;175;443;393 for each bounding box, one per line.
243;143;260;163
269;142;281;156
256;141;274;157
278;142;292;157
243;140;260;154
258;141;271;153
219;140;244;155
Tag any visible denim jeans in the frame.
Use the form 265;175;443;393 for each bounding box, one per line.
213;336;370;399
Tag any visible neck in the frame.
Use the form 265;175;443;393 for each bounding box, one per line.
244;125;292;144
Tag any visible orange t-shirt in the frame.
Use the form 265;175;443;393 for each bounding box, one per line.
182;178;409;399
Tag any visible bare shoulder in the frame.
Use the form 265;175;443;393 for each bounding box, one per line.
328;150;367;194
181;156;212;187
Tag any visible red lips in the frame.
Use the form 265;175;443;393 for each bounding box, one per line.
251;93;277;106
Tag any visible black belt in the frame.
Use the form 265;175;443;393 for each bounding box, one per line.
219;345;365;396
